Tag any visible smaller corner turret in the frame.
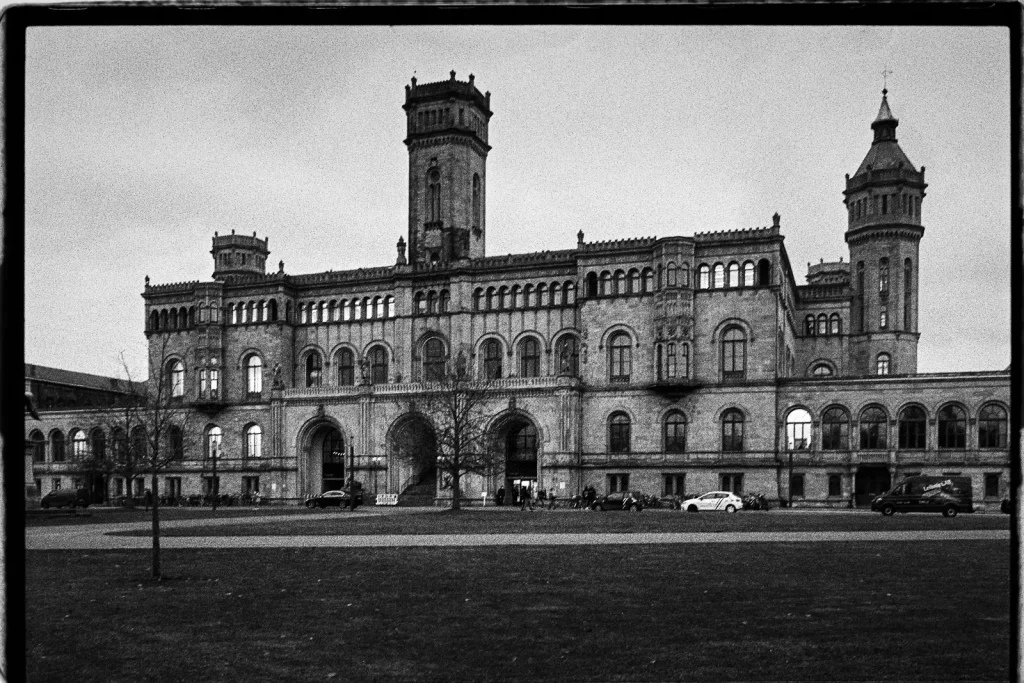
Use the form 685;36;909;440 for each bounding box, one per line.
211;230;270;279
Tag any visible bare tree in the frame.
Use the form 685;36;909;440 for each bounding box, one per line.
395;361;500;511
114;340;201;578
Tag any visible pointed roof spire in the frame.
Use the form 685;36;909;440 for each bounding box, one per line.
874;88;895;123
870;88;899;144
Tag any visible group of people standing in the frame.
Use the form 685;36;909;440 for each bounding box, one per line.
495;484;559;510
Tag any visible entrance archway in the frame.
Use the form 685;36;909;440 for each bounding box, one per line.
854;466;891;507
309;424;346;492
495;417;539;504
388;414;438;493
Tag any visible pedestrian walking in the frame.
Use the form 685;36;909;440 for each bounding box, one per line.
144;488;153;511
496;485;505;506
512;484;521;506
548;488;558;510
520;485;534;511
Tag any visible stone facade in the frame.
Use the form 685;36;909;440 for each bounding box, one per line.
27;76;1010;509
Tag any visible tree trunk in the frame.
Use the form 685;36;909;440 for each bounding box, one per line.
451;469;461;511
151;471;161;579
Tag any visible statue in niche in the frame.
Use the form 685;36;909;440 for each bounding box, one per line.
273;363;283;388
359;358;370;384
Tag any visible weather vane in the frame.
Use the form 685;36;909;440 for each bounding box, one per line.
882;66;893;92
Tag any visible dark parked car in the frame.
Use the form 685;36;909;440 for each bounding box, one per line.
1001;496;1012;514
40;488;91;509
305;489;363;509
591;491;643;511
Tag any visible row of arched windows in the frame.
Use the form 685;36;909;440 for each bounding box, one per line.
473;281;577;311
804;313;842;337
300;296;396;324
602;401;1009;455
783;403;1008;451
227;300;280;325
28;425;184;463
696;259;772;290
583;268;655;298
414;289;452;315
849;191;920;221
148;306;197;332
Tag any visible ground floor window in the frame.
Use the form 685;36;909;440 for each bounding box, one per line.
113;478;123;496
720;473;743;495
52;478;61;491
828;474;842;497
72;478;83;490
203;476;221;496
790;474;805;498
133;479;145;496
663;474;685;497
984;473;1000;499
608;474;629;493
243;476;260;495
165;477;182;498
34;479;42;496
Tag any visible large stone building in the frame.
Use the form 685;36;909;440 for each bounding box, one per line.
27;73;1010;508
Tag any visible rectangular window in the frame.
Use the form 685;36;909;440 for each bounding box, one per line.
984;474;1000;499
243;476;260;495
72;478;83;490
608;474;629;493
679;344;690;378
165;477;181;498
113;478;123;496
203;476;221;496
721;474;743;495
209;369;219;399
663;474;686;497
52;478;61;491
666;343;677;379
828;474;842;497
790;474;805;498
200;369;208;397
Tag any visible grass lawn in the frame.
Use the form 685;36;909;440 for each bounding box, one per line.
26;541;1010;682
100;507;1014;537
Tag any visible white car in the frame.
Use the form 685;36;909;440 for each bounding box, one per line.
681;491;743;513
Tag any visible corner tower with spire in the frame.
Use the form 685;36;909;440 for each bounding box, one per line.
843;89;926;375
403;71;492;267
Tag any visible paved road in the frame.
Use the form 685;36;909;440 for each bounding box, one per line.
25;510;1010;550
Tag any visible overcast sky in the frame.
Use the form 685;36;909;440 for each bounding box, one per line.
24;25;1011;380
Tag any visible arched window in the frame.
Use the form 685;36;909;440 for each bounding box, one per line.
245;424;263;459
170;308;179;329
437;291;448;314
786;408;811;450
876;353;891;376
978;404;1008;449
386;295;396;318
149;310;159;331
245;355;263;396
664;342;677;379
817;314;827;336
666;262;677;287
523;284;534;308
262;300;270;322
375;297;385;319
664;411;687;453
608;332;632;382
497;287;507;310
337;349;355;386
565;281;576;305
680;263;690;288
30;430;45;463
757;259;771;286
425;291;436;314
811;363;833;377
821;407;849;451
628;270;640;294
206;426;222;460
859;406;887;450
298;303;307;324
937;405;966;449
586;272;598;298
599;272;611;296
427;168;441;222
727;262;740;288
713;263;725;289
721;328;746;379
805;315;816;336
167;360;184;398
50;430;65;462
608;412;631;453
305;352;322;388
472;173;481;229
486;287;496;311
641;268;654;293
509;285;520;309
697;264;710;290
473;288;484;311
879;305;888;329
111;428;126;463
721;409;744;452
161;309;169;329
898;405;927;449
555;335;580;377
369;346;389;385
878;257;889;294
483;339;503;380
537;283;548;306
551;283;561;306
829;313;841;335
132;426;147;460
70;429;88;460
742;261;755;287
519;338;541;378
678;343;690;378
424;338;447;382
903;259;913;330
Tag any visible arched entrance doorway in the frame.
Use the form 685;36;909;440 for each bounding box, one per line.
497;418;538;505
854;466;891;507
309;424;346;493
388;414;438;494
